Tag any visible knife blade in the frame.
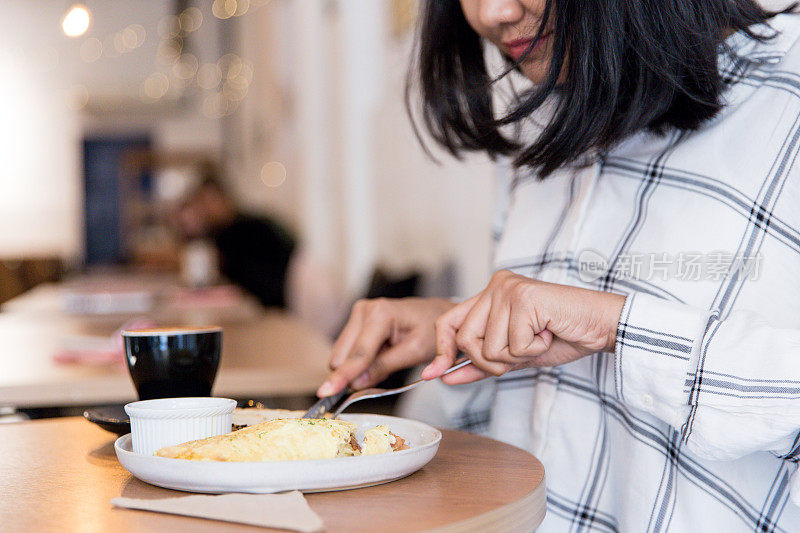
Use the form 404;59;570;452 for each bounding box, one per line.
302;388;349;418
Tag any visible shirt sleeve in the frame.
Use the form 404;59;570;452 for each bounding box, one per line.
614;291;800;461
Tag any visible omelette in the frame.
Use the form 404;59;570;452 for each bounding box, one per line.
156;418;408;462
230;408;331;430
363;425;408;455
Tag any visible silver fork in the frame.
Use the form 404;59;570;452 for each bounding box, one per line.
331;357;472;419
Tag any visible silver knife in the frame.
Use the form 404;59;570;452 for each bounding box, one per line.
302;388;349;418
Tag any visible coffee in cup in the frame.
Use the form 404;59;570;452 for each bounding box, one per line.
121;326;222;400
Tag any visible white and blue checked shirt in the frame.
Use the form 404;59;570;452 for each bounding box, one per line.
418;14;800;533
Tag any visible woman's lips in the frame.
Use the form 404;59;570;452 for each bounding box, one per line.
503;33;552;61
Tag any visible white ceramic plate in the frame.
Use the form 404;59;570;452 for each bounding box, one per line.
114;414;441;494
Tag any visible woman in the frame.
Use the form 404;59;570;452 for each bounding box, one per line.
318;1;800;530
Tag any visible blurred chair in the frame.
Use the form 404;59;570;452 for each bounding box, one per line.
0;258;64;306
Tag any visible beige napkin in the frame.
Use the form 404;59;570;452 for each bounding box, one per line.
111;491;324;532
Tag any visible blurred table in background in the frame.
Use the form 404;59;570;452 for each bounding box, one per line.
1;272;260;321
0;272;332;409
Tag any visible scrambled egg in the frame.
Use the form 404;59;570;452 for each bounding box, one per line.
231;408;331;430
155;418;410;461
156;418;360;462
363;425;405;455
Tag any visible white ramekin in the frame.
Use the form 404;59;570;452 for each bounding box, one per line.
124;397;237;456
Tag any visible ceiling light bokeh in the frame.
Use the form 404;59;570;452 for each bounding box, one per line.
61;4;91;38
79;37;102;62
260;162;287;188
141;72;170;100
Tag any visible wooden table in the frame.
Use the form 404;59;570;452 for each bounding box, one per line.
0;276;333;408
0;417;546;532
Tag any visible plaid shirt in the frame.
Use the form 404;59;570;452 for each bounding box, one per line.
433;14;800;533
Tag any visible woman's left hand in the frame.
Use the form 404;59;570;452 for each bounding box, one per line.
421;270;627;384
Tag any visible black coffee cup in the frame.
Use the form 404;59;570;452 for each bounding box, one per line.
122;326;222;400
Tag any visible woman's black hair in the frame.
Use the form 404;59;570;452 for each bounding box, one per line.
409;0;796;178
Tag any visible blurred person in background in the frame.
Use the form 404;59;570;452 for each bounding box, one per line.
177;169;343;336
178;172;297;309
319;0;800;531
177;166;421;340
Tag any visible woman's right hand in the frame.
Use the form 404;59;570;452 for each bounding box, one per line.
316;297;456;397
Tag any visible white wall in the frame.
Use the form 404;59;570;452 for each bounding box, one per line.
227;1;301;226
335;1;495;297
372;31;495;297
0;3;82;258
